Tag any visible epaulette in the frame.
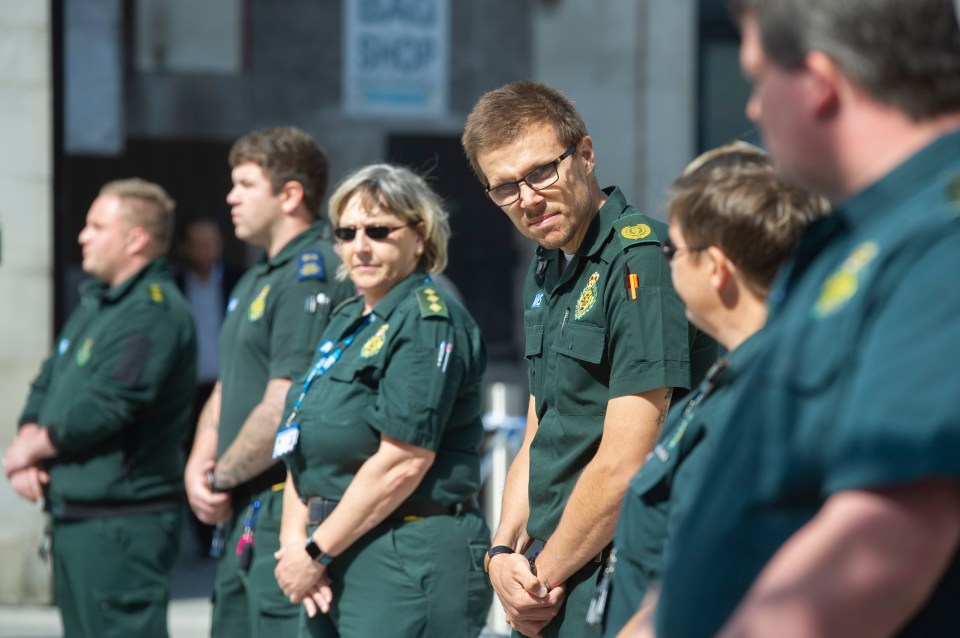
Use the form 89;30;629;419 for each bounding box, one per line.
147;283;166;305
415;286;450;319
612;213;660;250
297;250;326;281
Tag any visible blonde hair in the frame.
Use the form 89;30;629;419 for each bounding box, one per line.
327;164;450;278
100;178;176;254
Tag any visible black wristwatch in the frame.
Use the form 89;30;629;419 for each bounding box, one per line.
304;537;334;565
484;545;515;573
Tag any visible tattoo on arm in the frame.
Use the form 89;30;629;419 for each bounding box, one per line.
212;400;284;490
655;388;674;429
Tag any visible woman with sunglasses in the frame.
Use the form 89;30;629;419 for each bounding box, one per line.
272;164;492;637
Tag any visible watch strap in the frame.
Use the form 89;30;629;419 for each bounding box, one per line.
484;544;515;573
304;537;334;565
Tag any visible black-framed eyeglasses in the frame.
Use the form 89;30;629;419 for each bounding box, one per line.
333;222;415;242
486;145;577;207
661;236;705;263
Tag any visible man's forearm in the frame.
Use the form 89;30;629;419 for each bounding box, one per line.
493;396;539;549
535;389;671;586
720;482;960;638
212;378;291;489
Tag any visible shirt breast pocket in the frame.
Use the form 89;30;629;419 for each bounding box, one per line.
322;361;379;426
629;453;672;505
525;322;544;401
551;322;607;416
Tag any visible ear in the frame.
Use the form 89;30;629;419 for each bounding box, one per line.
576;135;596;175
705;246;732;292
414;221;426;257
127;225;152;256
280;180;306;215
804;51;841;120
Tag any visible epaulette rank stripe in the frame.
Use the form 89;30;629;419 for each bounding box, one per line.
415;286;449;319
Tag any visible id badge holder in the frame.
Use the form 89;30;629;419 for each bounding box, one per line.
273;422;301;458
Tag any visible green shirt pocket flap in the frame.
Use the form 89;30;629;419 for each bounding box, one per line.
551;323;606;365
629;451;672;500
525;324;544;358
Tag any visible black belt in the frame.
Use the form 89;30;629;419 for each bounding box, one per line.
232;464;287;503
307;495;479;525
49;494;182;520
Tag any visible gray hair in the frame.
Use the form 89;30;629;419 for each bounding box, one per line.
730;0;960;121
327;164;450;277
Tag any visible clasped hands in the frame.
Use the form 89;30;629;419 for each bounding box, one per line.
4;424;53;502
489;552;566;638
274;541;333;618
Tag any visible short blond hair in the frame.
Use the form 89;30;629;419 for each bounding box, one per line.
100;178;176;254
327;164;450;278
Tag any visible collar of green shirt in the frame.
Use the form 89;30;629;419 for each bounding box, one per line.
364;268;431;321
833;128;960;230
259;221;326;274
534;185;630;265
82;257;170;304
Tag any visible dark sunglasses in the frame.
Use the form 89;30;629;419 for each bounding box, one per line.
333;222;415;242
661;236;705;263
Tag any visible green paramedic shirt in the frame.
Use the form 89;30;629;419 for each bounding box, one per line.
19;257;197;507
282;270;486;506
523;186;718;541
604;330;765;636
657;130;960;638
217;223;354;460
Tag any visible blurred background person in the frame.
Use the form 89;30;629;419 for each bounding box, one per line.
601;142;828;636
3;178;196;638
273;164;492;637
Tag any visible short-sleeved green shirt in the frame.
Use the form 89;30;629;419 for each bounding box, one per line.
19;258;197;507
523;187;718;540
282;270;487;506
657;131;960;638
217;223;354;460
604;331;764;636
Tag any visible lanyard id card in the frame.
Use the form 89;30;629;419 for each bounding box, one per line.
271;315;374;459
272;423;300;458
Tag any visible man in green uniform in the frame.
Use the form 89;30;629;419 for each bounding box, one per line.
183;127;353;638
461;81;717;637
653;1;960;636
4;179;196;638
602;143;827;636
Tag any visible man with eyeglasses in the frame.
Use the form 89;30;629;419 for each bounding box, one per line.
183;126;353;638
462;80;717;637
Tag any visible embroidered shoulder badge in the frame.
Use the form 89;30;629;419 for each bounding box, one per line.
812;241;879;319
148;283;164;304
575;272;600;320
297;251;326;281
248;285;271;321
531;291;545;309
613;213;659;250
361;324;389;358
76;338;94;366
415;287;449;319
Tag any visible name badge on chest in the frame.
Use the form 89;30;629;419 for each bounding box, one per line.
272;423;300;458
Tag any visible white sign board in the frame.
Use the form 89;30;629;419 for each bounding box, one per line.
343;0;449;118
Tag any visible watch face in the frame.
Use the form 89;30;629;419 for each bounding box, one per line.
305;538;322;559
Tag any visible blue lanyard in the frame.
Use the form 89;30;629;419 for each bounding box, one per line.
282;315;373;428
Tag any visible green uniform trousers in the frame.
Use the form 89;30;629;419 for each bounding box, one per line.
52;507;182;638
212;487;299;638
301;511;492;638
